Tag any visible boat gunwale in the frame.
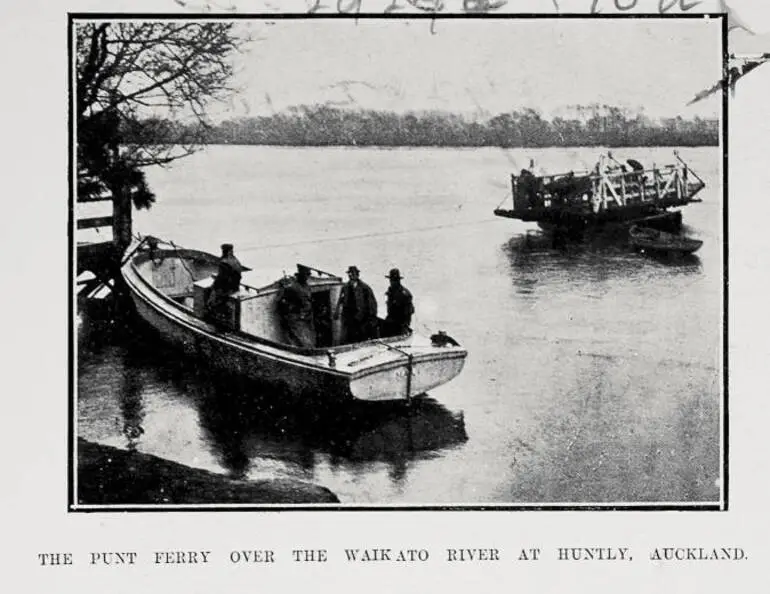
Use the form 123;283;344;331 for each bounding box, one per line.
125;267;467;383
123;249;468;379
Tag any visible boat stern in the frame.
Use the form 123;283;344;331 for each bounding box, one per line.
345;336;468;403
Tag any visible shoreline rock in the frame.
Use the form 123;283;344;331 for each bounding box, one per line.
77;438;339;505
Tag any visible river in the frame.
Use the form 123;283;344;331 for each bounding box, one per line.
76;144;723;505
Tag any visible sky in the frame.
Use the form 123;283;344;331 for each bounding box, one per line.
206;17;724;121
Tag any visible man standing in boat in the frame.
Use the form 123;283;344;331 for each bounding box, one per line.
277;264;317;348
384;268;414;336
206;243;245;327
334;265;378;343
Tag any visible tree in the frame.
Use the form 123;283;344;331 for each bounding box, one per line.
75;21;245;248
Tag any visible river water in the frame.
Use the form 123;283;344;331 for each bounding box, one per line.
76;145;723;505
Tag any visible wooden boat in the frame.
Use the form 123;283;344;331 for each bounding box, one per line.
628;225;703;255
494;151;705;234
120;238;467;403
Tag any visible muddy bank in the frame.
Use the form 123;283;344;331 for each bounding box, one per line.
77;439;339;505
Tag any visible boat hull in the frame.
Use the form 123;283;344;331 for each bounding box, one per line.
121;245;467;403
128;288;351;399
349;349;467;402
628;226;703;255
497;206;684;235
496;151;704;234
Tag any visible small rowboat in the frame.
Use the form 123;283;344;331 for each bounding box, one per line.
628;225;703;255
120;238;467;403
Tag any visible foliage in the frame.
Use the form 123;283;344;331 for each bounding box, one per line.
124;104;719;149
75;21;244;208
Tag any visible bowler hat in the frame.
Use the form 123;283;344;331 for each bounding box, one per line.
346;265;360;274
221;243;234;253
386;268;403;280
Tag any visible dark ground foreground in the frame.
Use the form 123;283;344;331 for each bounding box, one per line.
77;439;340;505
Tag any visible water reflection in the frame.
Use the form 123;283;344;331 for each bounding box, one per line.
502;228;702;283
189;368;468;479
77;308;468;486
632;249;703;269
118;354;146;452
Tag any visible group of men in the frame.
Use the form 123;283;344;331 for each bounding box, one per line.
205;243;416;349
278;263;415;349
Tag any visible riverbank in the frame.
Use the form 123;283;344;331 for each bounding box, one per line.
124;108;720;149
76;439;340;505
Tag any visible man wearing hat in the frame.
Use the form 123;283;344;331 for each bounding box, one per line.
277;264;316;348
384;268;414;336
213;244;244;294
206;243;245;327
334;265;378;343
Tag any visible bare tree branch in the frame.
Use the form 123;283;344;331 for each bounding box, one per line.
75;20;246;218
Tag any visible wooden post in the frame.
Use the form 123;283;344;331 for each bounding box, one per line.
683;166;689;196
106;127;132;256
600;173;607;211
406;353;414;405
111;186;133;254
619;171;626;206
675;167;682;202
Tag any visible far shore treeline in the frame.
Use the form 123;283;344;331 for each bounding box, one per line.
123;105;720;149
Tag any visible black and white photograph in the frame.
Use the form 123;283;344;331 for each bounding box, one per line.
72;14;726;509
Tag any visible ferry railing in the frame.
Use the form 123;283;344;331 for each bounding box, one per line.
507;153;704;214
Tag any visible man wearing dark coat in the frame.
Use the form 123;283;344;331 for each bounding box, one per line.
517;168;539;209
277;265;316;348
206;243;245;327
334;265;378;343
213;244;243;292
384;268;414;336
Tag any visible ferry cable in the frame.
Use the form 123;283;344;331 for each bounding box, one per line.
236;217;505;253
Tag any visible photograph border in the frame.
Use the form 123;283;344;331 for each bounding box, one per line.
68;11;729;513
